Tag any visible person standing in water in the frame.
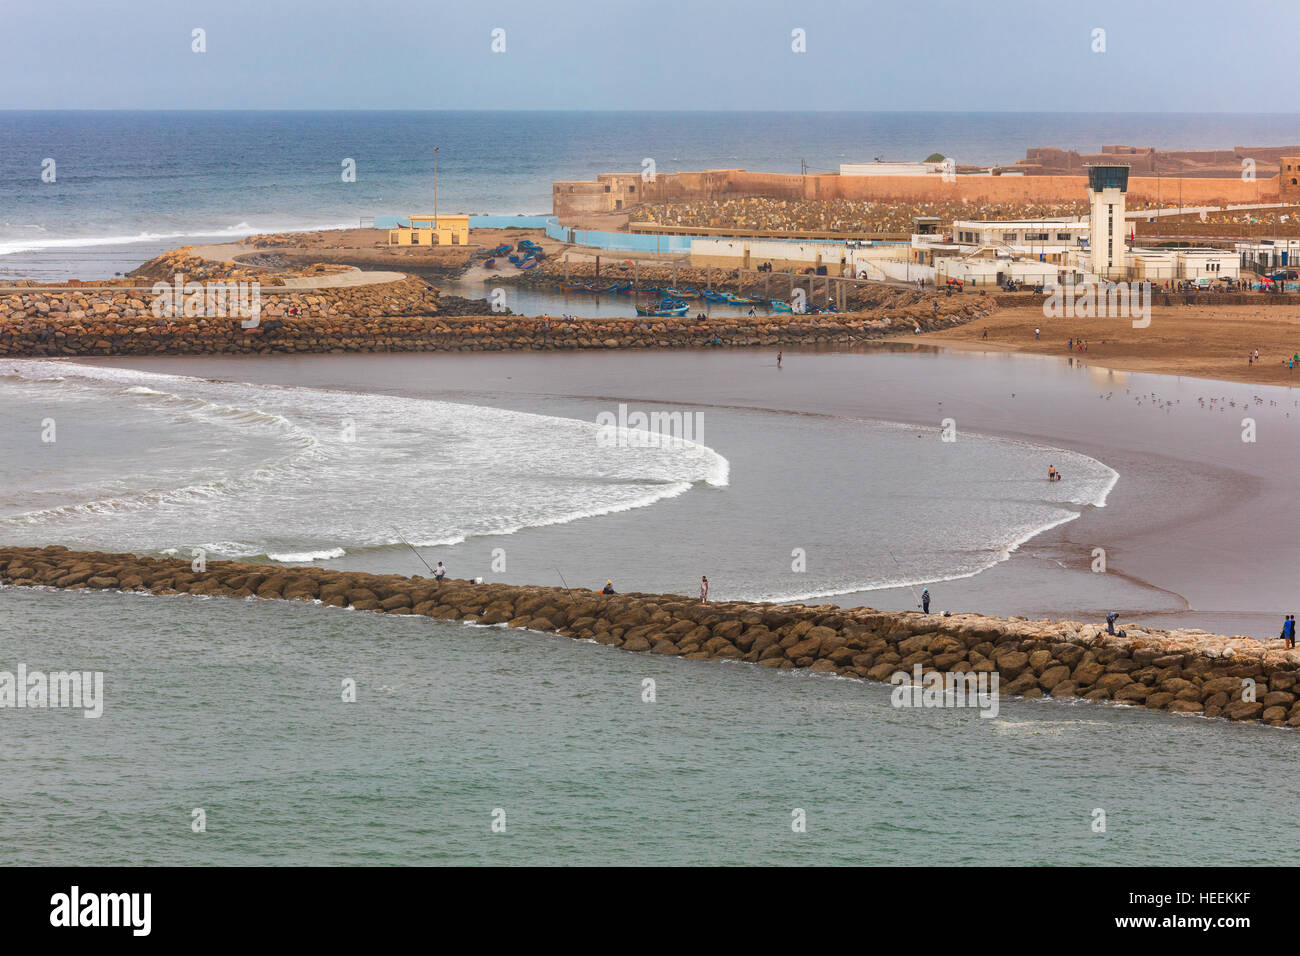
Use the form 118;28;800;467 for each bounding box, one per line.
700;575;709;604
921;588;931;615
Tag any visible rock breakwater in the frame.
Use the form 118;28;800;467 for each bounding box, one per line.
1;303;979;357
3;546;1294;729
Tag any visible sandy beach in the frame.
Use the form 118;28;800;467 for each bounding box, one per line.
923;302;1300;388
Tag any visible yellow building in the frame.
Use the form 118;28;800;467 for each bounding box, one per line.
388;214;470;247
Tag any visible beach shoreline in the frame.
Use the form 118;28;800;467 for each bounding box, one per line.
67;342;1297;642
919;303;1300;389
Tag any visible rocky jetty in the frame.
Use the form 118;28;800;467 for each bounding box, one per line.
126;246;288;285
3;545;1294;728
1;300;982;357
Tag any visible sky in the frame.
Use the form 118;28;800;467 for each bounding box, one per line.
1;0;1297;112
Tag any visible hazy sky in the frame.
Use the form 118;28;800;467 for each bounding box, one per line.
2;0;1297;112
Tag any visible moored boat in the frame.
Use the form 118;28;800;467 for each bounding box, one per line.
635;297;689;317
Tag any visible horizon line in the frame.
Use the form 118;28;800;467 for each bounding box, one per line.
3;108;1300;116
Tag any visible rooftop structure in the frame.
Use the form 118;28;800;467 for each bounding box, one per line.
387;214;470;247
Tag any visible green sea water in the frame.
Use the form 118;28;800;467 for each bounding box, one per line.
2;585;1296;866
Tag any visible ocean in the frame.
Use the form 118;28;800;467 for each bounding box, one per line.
3;109;1299;280
4;111;1299;865
5;583;1298;867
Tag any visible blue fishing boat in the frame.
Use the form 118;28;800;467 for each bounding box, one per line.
702;289;727;302
635;297;689;317
664;287;699;299
519;257;540;270
484;258;496;269
770;299;792;312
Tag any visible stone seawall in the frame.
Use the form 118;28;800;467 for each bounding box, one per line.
3;546;1294;728
1;306;984;357
0;275;438;326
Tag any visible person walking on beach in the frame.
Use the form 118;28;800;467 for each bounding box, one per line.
700;575;709;604
434;561;446;582
921;588;930;615
777;351;783;369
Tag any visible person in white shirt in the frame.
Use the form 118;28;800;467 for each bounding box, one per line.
434;561;446;582
700;575;709;604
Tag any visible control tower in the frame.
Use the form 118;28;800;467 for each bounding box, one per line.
1086;164;1130;280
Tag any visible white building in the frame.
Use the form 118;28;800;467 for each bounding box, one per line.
840;160;946;177
1087;164;1130;280
1129;248;1239;283
948;219;1088;259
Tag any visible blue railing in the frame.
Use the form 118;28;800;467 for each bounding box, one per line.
372;214;909;254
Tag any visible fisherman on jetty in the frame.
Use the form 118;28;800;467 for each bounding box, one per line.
1107;611;1119;636
1282;614;1295;649
601;580;616;595
434;561;446;582
921;588;931;615
700;575;709;604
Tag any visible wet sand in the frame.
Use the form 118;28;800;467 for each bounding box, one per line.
84;342;1300;641
925;303;1300;388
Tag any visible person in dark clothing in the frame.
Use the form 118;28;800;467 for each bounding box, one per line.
601;580;616;595
1282;614;1295;649
921;588;931;615
1106;611;1119;636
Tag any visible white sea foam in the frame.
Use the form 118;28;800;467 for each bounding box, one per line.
0;222;357;258
265;547;347;563
0;359;730;560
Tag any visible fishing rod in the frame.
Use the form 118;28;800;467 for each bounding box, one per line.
886;548;924;609
393;528;434;576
